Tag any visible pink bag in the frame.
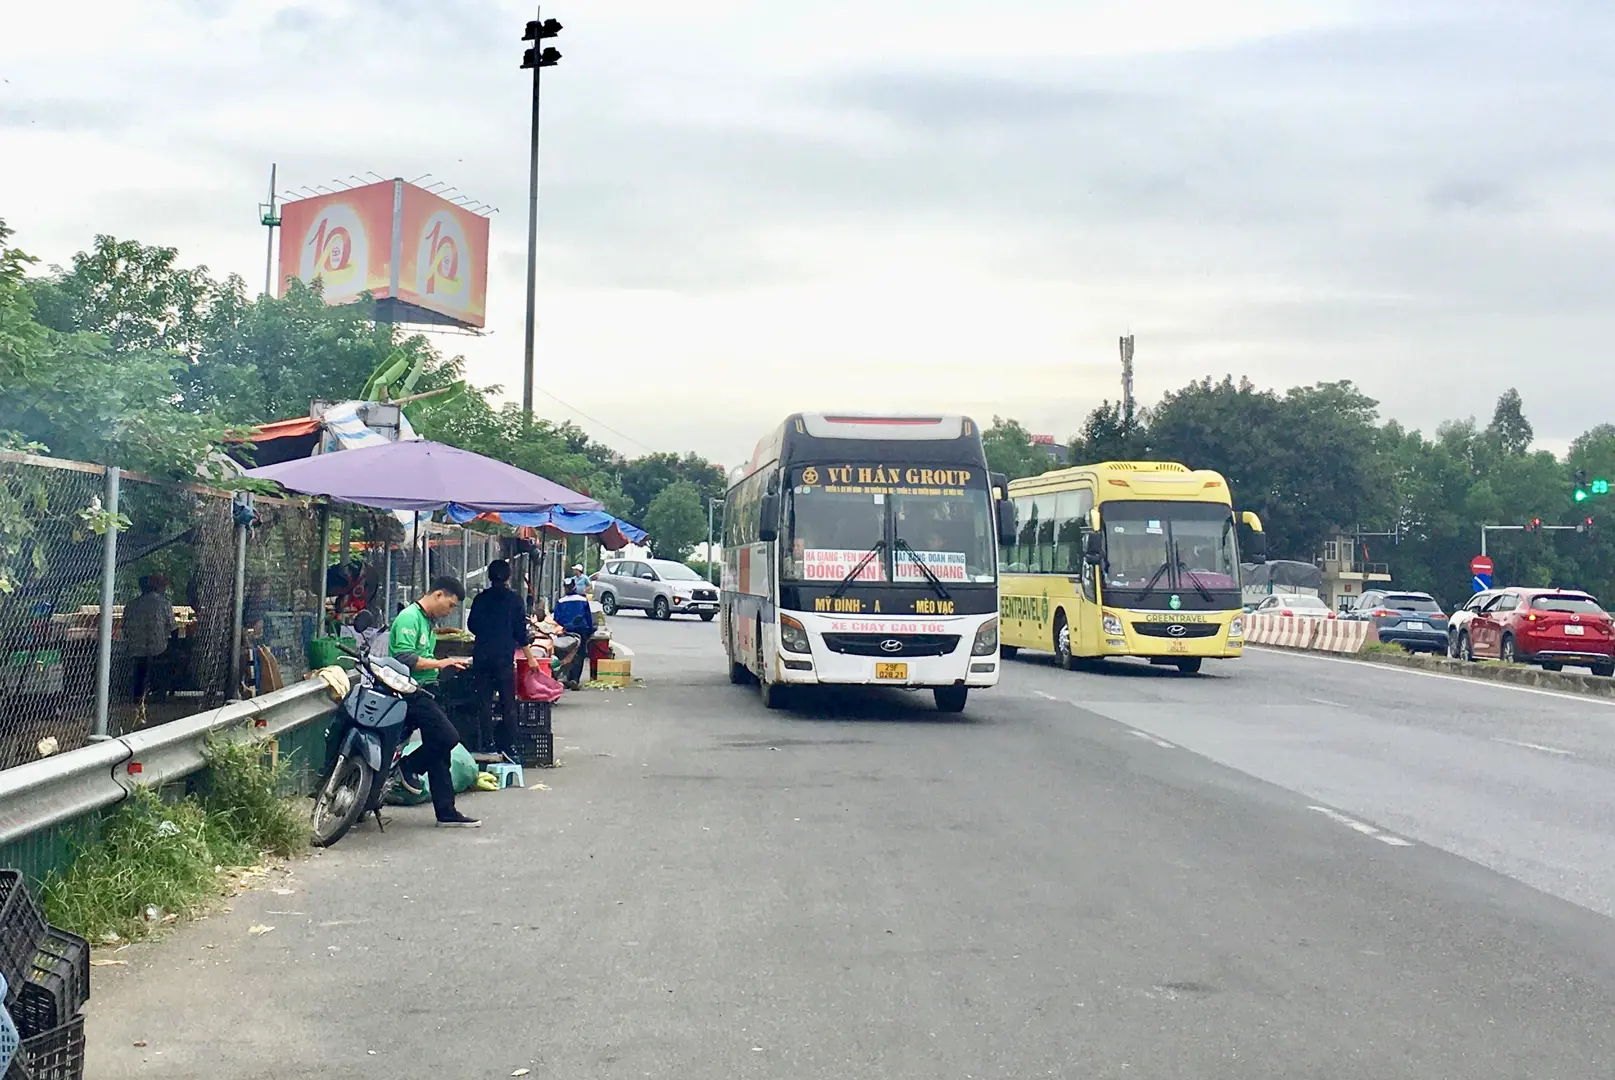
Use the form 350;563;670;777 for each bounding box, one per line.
515;652;564;702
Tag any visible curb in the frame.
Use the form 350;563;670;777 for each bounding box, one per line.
1256;644;1615;699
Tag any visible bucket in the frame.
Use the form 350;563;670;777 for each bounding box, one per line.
307;637;343;671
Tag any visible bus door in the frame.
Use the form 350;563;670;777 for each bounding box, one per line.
1053;486;1094;654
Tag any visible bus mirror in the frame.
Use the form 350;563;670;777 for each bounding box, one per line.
758;492;780;542
996;498;1016;540
1245;530;1267;565
989;471;1008;500
1083;531;1103;564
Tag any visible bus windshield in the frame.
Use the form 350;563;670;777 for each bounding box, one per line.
783;480;996;585
1101;500;1240;596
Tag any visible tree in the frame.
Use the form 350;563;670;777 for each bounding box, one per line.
1486;387;1534;459
1070;400;1150;463
981;417;1047;480
620;452;725;522
642;480;705;559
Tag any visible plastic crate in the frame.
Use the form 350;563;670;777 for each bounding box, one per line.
513;701;553;768
0;873;46;1006
12;929;89;1038
10;1015;83;1080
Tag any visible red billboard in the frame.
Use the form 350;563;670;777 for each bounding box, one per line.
395;185;490;328
278;178;489;329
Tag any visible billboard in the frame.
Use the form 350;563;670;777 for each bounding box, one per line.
278;178;489;329
395;185;490;328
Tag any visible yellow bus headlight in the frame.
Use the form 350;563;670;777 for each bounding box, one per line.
1228;616;1244;638
1101;612;1124;637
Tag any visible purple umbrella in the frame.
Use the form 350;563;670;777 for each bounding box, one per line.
242;440;603;513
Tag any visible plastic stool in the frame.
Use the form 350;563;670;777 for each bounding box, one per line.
485;762;525;789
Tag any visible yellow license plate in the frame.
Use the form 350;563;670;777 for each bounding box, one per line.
875;662;908;680
1168;641;1188;653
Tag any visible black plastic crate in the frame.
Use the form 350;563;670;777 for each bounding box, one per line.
513;701;553;768
0;872;46;1005
12;928;89;1038
10;1015;84;1080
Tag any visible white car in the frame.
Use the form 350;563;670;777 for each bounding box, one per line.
1447;588;1503;658
1251;593;1336;619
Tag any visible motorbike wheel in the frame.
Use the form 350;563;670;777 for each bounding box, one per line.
311;754;375;848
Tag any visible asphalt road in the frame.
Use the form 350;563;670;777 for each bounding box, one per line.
87;619;1615;1079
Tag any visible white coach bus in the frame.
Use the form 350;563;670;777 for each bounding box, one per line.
720;412;1013;713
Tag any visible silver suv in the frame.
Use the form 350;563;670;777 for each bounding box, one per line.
593;558;720;621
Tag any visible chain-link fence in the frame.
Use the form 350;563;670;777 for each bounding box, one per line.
0;451;525;773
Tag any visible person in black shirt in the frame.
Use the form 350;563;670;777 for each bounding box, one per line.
467;560;539;759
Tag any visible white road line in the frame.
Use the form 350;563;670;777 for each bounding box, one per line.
1032;690;1062;701
1306;697;1346;708
1493;737;1576;757
1249;646;1615;709
1127;729;1177;749
1307;805;1414;848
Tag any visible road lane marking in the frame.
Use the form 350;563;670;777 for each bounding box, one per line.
1127;729;1177;749
1249;646;1615;709
1493;737;1576;757
1307;805;1414;848
1032;690;1062;701
1306;697;1346;708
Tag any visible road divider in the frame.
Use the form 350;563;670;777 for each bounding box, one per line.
1245;614;1376;653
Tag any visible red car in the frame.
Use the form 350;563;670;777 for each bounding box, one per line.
1460;588;1615;676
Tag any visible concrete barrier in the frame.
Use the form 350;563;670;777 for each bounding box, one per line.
1247;612;1318;648
1312;618;1377;653
1363;651;1615;698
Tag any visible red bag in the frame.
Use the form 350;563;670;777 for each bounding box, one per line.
515;652;564;702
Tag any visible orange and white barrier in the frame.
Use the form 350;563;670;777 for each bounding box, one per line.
1311;618;1377;653
1245;612;1319;648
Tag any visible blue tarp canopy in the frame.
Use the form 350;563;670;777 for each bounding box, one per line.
445;506;648;550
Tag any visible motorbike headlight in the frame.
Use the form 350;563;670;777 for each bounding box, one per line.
1228;616;1244;638
1102;612;1124;637
971;617;999;656
778;614;812;654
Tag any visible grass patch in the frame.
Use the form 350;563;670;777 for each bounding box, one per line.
40;737;308;943
1361;641;1412;657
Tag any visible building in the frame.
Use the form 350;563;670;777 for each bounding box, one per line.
1318;534;1392;611
1030;434;1069;466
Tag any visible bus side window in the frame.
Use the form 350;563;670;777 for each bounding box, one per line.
1073;487;1096;599
998;498;1019;572
1014;496;1037;573
1053;493;1080;573
1033;494;1058;573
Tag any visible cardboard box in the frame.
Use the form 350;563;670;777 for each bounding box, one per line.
595;658;632;687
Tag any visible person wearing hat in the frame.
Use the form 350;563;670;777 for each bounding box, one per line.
565;562;590;595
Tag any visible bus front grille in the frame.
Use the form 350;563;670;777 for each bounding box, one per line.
820;633;962;657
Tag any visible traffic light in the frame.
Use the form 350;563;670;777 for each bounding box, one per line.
1574;469;1589;502
521;17;563;69
1526;517;1542;532
1580;517;1595;534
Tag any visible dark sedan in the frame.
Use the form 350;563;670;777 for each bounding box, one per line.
1346;590;1449;652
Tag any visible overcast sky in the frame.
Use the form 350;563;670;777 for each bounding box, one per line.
2;0;1611;467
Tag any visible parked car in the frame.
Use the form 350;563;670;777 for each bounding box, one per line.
1458;588;1615;675
1344;590;1448;652
1446;588;1503;659
592;558;720;621
1251;593;1335;619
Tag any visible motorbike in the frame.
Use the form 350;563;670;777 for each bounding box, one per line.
310;629;420;848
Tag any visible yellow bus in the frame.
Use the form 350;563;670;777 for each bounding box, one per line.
998;461;1265;673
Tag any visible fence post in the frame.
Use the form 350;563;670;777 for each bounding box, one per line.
459;526;471;629
228;507;248;700
383;542;394;620
91;467;120;740
314;503;330;638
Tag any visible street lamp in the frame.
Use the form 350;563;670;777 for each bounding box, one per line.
706;498;725;584
520;12;562;421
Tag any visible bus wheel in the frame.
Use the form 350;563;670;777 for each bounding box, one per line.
1054;616;1077;671
1175;657;1203;675
1001;646;1019;660
933;686;968;713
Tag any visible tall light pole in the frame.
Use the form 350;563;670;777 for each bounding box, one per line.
520;12;562;420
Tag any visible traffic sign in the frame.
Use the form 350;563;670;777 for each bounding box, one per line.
1473;574;1492;592
1470;555;1494;576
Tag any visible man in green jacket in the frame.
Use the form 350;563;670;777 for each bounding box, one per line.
389;576;479;827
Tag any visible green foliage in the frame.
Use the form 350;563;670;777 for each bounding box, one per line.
982;417;1049;481
40;738;306;942
643;480;706;559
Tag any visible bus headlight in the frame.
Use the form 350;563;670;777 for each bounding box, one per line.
971;618;999;656
1101;612;1124;637
1228;616;1244;638
778;614;812;654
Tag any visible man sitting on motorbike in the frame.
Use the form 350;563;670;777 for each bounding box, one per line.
389;576;480;828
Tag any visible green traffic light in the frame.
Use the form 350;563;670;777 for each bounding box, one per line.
1576;489;1589;502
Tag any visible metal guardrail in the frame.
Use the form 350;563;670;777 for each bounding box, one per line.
0;679;334;847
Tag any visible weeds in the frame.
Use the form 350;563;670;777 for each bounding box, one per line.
40;736;308;942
